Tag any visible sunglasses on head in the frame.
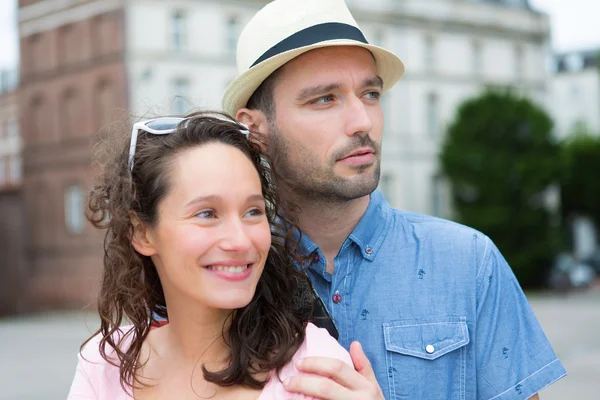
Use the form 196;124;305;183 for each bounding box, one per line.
128;117;187;171
128;117;252;171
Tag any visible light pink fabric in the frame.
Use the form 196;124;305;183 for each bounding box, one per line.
67;323;352;399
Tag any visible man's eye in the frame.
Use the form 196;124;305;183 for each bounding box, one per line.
365;91;381;100
311;95;335;104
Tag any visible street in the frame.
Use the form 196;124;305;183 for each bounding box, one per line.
0;289;598;400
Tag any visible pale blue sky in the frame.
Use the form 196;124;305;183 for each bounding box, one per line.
0;0;599;69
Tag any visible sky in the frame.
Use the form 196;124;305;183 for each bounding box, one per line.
0;0;599;69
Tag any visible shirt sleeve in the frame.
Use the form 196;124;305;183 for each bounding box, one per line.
267;323;353;399
67;353;99;399
475;236;566;400
303;322;353;365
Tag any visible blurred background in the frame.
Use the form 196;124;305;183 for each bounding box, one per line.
0;0;599;398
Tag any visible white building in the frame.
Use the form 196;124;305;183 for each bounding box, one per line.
550;49;600;139
122;0;550;216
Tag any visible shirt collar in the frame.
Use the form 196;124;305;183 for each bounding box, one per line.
297;190;392;261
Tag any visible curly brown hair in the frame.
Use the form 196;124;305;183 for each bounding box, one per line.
84;111;313;394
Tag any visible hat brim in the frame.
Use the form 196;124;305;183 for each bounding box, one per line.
222;39;405;116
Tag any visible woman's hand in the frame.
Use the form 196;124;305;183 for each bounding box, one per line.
283;341;384;400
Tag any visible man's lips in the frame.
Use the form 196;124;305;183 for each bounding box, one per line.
338;147;376;168
338;147;376;162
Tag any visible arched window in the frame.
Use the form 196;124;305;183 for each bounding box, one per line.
426;92;439;139
95;79;115;132
30;95;47;144
61;88;82;138
64;184;85;234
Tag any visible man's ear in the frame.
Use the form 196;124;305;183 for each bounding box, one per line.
236;108;270;153
130;214;157;257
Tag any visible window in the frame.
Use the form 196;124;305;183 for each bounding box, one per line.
171;10;187;52
31;95;47;143
172;78;190;115
515;44;524;80
426;92;439;138
424;35;436;71
7;120;18;139
61;88;82;139
28;33;44;73
8;155;21;184
95;79;115;131
93;13;116;56
472;40;482;75
381;94;392;133
371;28;384;47
378;173;394;204
565;53;583;72
59;23;84;65
0;157;6;186
226;16;241;56
431;174;447;217
65;184;85;234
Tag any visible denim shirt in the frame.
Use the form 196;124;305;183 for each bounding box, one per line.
299;190;566;400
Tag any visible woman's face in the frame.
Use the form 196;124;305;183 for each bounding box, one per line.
140;142;271;312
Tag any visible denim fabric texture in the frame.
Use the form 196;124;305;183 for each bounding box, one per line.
299;190;566;400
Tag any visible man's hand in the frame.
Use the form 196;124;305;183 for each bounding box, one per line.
283;341;384;400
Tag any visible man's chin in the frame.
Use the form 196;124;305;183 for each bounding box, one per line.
332;177;379;200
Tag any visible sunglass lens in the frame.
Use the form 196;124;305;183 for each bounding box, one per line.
145;118;185;131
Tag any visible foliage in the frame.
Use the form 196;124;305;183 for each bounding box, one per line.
440;89;563;287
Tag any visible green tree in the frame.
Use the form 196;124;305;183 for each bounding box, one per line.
440;90;562;287
559;127;600;234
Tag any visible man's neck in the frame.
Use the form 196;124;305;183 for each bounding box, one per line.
294;194;370;273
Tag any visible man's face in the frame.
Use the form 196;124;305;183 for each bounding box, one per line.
267;46;384;203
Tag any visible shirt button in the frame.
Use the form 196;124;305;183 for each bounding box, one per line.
365;247;373;255
332;291;342;304
425;344;435;354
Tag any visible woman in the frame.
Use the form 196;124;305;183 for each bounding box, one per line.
67;112;351;399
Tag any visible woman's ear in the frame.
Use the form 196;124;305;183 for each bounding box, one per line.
236;108;270;154
130;214;157;257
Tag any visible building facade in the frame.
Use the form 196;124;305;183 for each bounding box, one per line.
0;69;20;190
550;48;600;139
15;0;550;309
0;68;26;314
18;0;128;309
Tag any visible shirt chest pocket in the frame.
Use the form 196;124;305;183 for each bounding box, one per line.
383;316;470;400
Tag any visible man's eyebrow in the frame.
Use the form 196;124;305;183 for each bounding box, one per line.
363;75;384;89
296;83;340;102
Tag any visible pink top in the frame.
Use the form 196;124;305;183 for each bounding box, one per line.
67;323;352;399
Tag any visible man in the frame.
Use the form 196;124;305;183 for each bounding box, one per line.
222;0;566;398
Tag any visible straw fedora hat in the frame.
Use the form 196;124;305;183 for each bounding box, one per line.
222;0;405;116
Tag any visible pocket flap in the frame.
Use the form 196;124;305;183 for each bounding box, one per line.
383;316;470;361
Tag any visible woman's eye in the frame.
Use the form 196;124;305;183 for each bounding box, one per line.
246;207;265;217
195;210;215;219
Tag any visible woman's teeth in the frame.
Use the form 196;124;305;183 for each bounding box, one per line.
208;265;248;273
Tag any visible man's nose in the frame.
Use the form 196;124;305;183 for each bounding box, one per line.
345;95;374;137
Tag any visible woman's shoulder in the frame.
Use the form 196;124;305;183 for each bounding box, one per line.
297;322;352;364
260;323;352;399
78;325;135;365
68;326;135;399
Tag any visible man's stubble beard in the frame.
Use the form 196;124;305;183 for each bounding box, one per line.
266;121;381;205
